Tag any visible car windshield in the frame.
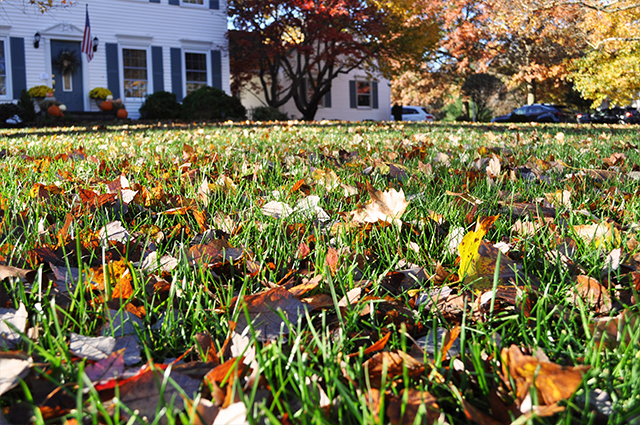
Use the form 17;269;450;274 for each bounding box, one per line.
513;106;529;115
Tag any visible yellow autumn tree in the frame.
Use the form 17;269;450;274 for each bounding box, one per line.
569;1;640;107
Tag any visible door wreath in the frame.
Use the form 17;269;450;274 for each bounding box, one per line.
54;50;79;74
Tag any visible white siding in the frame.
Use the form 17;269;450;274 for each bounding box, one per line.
1;0;229;119
239;68;392;122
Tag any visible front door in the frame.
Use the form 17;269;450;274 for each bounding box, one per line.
50;40;83;111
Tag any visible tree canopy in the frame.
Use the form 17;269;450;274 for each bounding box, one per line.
0;0;73;12
231;0;640;117
228;0;438;120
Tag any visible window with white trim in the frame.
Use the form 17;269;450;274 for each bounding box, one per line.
182;0;204;5
0;40;6;96
185;52;207;95
123;48;148;98
356;81;371;108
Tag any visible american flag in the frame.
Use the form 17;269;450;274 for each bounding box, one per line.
81;5;93;62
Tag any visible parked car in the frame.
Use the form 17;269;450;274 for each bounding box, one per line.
589;109;620;124
612;107;640;124
492;104;577;123
576;112;591;124
588;107;640;124
390;106;435;122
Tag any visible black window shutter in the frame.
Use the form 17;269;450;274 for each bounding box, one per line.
324;87;331;108
170;47;183;101
9;37;26;99
169;0;179;5
349;80;356;109
149;0;160;3
105;43;120;99
372;81;378;109
211;50;222;90
210;0;219;9
152;46;164;92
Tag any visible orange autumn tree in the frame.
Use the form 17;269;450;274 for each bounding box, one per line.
391;0;494;106
392;0;587;110
485;0;586;105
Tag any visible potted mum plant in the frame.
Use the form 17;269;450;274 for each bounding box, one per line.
89;87;113;109
27;85;54;113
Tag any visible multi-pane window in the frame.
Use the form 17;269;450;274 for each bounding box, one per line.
183;0;204;4
0;40;5;96
123;48;147;98
356;81;370;107
185;52;207;95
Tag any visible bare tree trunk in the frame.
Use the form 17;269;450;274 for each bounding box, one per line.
461;98;470;121
526;81;536;105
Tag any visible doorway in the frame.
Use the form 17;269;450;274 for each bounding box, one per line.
50;40;83;111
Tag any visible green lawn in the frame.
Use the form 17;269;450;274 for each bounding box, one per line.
0;120;639;424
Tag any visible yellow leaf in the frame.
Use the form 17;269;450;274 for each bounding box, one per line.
458;216;499;280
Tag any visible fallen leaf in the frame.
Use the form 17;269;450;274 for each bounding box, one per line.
188;239;243;266
386;388;440;425
571;222;620;249
84;349;125;382
572;275;612;314
338;287;362;307
326;247;339;275
0;266;36;283
205;357;249;386
462;399;503;425
212;401;248;425
0;352;32;396
69;333;116;361
348;331;391;357
261;201;294;219
458;216;499;280
351;184;409;227
105;367;200;422
99;221;131;244
287;275;322;297
486;154;501;179
186;398;219;425
0;303;28;349
501;345;589;407
235;286;306;342
363;350;425;388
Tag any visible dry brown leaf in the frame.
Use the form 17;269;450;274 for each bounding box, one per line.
348;331;391;358
287;275;322;298
235;286;306;341
351;185;409;227
326;247;339;275
296;241;311;259
572;275;612;314
186;398;219;425
205;357;248;387
571;222;620;249
338;287;362;307
0;265;36;283
364;388;384;423
363;350;424;388
501;345;589;407
462;399;503;425
86;259;134;300
386;388;440;425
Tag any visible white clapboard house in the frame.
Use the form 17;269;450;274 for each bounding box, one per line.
0;0;229;119
239;68;392;122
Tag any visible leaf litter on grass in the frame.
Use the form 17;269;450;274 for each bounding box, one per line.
0;122;639;423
